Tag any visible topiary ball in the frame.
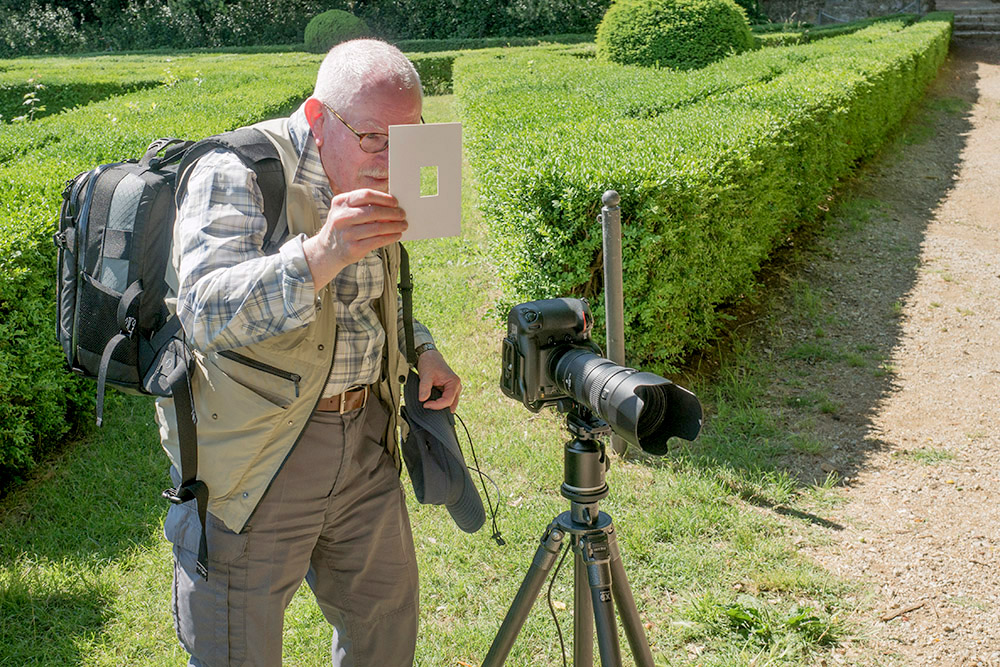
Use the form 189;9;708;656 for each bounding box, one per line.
596;0;754;70
304;9;370;53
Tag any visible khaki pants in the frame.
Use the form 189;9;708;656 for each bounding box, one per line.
164;397;419;666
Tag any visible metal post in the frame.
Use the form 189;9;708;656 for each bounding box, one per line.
600;190;627;456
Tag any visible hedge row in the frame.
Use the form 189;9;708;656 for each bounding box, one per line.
0;54;276;124
454;14;952;374
407;41;594;95
753;13;917;47
0;41;527;114
394;32;594;53
0;53;319;480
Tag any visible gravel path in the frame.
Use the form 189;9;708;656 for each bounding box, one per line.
795;38;1000;665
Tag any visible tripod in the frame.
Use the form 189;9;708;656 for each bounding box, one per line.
482;408;655;667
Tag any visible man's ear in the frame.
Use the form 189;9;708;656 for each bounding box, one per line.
303;97;325;146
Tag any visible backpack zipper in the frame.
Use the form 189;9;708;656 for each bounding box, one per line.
70;163;116;362
217;350;301;397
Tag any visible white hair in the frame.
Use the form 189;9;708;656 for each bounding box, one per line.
314;39;422;110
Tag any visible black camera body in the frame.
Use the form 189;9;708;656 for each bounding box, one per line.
501;297;702;454
501;298;599;412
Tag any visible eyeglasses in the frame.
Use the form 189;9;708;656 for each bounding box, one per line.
322;101;425;154
322;102;390;154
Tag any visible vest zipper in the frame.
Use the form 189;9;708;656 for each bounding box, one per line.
217;350;301;397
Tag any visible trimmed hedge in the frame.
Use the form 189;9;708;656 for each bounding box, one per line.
304;9;370;53
596;0;754;70
0;54;257;123
394;32;595;53
0;53;319;480
753;13;918;48
406;41;594;95
454;14;952;374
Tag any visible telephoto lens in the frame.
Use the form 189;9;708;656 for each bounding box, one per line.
550;347;702;454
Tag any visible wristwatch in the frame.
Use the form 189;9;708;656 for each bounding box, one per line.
414;342;437;357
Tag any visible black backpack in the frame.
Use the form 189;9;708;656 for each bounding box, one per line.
54;128;287;578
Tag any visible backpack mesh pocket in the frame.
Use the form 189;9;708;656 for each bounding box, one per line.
76;273;140;387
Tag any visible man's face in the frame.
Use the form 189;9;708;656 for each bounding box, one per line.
314;81;422;195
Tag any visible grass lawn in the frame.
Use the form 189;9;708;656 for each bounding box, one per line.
0;93;854;666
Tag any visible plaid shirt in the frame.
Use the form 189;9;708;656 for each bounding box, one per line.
175;105;432;396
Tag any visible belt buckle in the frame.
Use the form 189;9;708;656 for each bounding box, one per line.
339;385;370;414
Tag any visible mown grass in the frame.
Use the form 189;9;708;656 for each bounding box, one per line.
0;80;857;667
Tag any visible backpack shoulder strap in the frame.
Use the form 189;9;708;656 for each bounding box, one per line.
175;127;288;254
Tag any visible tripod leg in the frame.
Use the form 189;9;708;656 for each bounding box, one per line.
573;537;594;667
606;526;655;667
580;534;623;667
483;523;567;667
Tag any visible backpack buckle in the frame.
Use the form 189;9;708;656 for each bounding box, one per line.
162;485;195;504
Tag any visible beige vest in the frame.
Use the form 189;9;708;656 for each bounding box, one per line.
155;117;409;533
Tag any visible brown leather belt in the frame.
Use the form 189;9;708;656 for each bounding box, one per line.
315;385;370;413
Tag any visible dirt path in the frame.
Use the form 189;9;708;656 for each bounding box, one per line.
782;38;1000;665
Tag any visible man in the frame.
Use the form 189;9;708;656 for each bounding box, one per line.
154;39;461;666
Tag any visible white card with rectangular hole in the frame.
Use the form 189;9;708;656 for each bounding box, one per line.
388;122;462;241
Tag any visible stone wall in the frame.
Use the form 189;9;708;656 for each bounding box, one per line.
759;0;934;23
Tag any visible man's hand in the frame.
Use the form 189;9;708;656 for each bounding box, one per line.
417;349;462;413
303;188;408;291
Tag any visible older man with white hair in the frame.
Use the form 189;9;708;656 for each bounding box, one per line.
157;39;460;666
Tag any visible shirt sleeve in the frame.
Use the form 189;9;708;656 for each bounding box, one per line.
174;150;317;352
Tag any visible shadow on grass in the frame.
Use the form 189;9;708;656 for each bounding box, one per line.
0;80;161;125
0;393;166;664
0;584;114;665
670;39;990;512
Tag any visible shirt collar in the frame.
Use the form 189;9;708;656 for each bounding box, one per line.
289;104;334;209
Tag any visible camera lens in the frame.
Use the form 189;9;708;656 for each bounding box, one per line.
549;347;702;454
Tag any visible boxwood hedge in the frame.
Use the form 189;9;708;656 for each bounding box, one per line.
753;13;917;48
454;14;952;374
0;53;319;480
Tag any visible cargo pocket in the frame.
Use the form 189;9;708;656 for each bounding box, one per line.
165;502;250;666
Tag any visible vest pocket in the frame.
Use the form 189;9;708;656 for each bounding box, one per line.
213;350;301;409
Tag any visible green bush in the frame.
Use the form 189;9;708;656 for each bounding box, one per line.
734;0;767;22
0;4;88;58
1;0;603;55
93;0;207;51
304;9;369;53
355;0;611;40
0;211;91;479
206;0;343;48
0;52;319;481
596;0;755;70
455;15;952;373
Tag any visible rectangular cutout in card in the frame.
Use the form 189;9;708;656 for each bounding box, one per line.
388;122;462;241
